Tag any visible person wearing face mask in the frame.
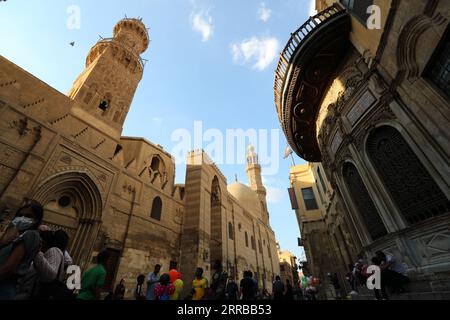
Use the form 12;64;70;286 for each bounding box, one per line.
0;201;43;300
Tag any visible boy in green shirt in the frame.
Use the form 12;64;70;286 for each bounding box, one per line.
77;251;110;300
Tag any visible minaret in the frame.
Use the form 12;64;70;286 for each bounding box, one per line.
68;18;150;132
246;145;270;224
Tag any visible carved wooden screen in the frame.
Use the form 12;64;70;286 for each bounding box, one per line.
342;162;387;240
367;126;450;225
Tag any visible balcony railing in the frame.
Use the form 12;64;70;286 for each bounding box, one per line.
274;3;347;121
95;38;146;69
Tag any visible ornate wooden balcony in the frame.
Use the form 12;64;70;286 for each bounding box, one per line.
274;3;351;162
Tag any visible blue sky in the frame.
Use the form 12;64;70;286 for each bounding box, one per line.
0;0;318;262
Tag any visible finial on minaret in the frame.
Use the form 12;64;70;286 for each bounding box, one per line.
247;144;259;165
235;174;238;182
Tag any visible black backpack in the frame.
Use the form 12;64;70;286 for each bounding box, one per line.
34;250;75;300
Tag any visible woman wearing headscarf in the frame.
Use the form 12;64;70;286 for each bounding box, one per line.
154;273;175;301
0;201;43;300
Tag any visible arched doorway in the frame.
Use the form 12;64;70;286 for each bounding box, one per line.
31;172;103;269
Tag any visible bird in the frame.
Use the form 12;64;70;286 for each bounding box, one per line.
69;42;75;47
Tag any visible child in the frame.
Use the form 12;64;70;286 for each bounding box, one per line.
134;274;146;300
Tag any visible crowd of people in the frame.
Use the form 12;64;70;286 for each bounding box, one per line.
125;261;303;301
0;200;410;301
0;201;309;301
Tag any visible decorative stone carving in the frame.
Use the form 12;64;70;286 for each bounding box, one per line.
0;146;22;168
353;104;397;151
122;183;136;195
346;90;377;126
330;130;343;155
333;149;352;175
419;230;450;260
336;71;364;112
9;118;30;137
396;13;447;82
60;155;72;165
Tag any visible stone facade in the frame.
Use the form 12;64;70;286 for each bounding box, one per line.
0;18;279;298
278;0;450;295
278;249;299;287
289;163;358;298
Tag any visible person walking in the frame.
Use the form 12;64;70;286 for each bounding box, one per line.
33;230;73;300
285;279;294;300
192;267;208;300
146;264;161;300
77;251;110;300
0;201;43;300
210;260;228;300
328;272;343;299
240;271;256;300
226;277;239;300
272;276;284;300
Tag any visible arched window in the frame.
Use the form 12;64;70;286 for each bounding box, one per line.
367;126;450;225
343;162;387;240
228;222;234;240
245;232;249;247
150;196;162;221
151;156;161;171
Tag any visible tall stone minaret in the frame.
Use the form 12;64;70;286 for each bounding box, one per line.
246;145;270;225
68;18;149;132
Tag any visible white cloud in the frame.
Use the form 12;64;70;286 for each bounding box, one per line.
191;11;214;42
266;186;285;204
152;117;163;125
308;0;317;16
231;36;279;71
258;2;272;22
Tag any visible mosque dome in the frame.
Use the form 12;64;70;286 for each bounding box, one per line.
227;182;262;218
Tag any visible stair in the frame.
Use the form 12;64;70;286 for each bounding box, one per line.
350;285;450;300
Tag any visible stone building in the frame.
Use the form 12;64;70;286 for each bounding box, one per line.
276;0;450;296
289;163;357;297
0;18;279;297
278;249;299;287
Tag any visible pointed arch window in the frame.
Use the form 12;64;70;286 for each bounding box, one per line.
150;196;163;221
245;232;249;247
366;126;450;225
342;162;387;240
